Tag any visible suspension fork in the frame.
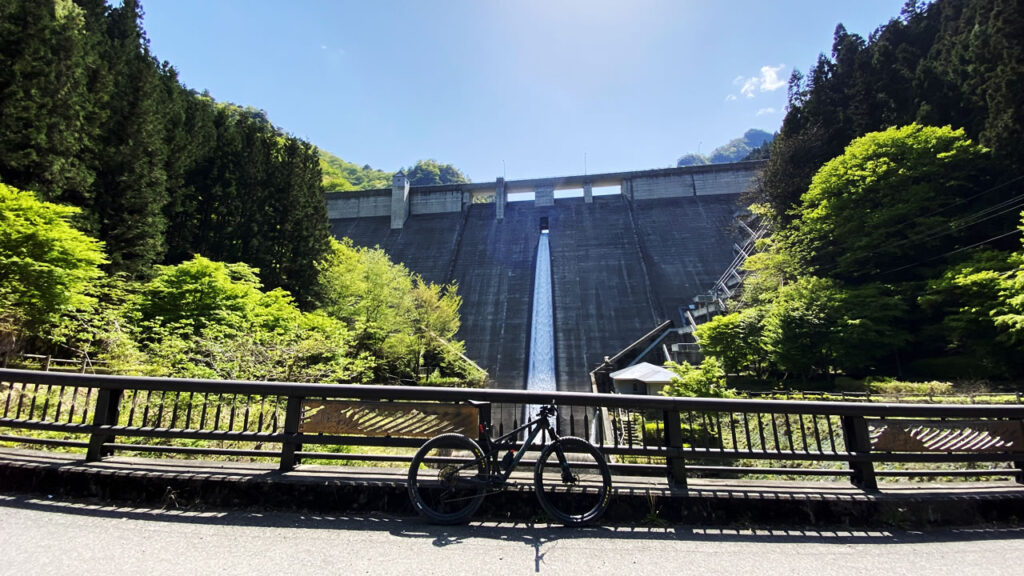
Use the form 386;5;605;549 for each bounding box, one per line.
545;428;576;483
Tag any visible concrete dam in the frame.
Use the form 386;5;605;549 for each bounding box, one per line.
327;161;765;393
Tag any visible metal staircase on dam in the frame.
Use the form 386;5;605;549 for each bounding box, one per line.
677;213;767;336
590;212;769;393
643;213;768;366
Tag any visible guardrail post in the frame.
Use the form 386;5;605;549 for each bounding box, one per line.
86;388;123;462
279;395;303;471
664;409;687;489
841;415;877;490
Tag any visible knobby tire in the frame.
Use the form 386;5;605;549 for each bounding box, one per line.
408;433;487;524
533;436;612;526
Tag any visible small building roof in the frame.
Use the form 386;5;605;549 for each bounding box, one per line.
610;362;676;384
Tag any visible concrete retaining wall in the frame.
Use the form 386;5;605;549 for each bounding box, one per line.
548;196;660;392
450;203;538;391
330;212;465;285
633;195;744;324
691;166;759;196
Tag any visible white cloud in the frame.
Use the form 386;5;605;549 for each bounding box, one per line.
759;65;786;92
733;64;787;99
321;45;327;50
725;94;737;102
740;77;759;98
756;107;777;116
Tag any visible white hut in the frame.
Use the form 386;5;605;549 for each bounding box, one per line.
610;362;676;396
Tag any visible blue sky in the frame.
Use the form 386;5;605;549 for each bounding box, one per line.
143;0;908;182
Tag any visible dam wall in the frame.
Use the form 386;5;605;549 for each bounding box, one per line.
632;195;743;324
449;203;538;390
326;161;761;391
329;211;465;285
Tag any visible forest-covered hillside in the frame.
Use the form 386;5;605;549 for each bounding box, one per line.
693;0;1024;385
0;0;480;386
0;0;326;302
676;129;774;167
321;151;471;191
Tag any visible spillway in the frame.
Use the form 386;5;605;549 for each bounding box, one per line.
525;228;556;429
526;230;556;394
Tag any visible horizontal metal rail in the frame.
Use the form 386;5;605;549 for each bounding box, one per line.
2;368;1023;490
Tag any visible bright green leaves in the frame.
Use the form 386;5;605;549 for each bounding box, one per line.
694;308;767;377
0;183;105;337
129;255;354;382
403;160;470;187
317;238;482;386
660;357;732;399
788;124;992;281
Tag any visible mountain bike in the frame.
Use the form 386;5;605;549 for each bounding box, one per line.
407;403;612;526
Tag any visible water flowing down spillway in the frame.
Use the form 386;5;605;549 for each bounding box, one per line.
525;229;556;427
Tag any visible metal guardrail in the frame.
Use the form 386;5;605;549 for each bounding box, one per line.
1;368;1023;490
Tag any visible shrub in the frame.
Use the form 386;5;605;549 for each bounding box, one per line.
867;377;953;395
660;357;733;398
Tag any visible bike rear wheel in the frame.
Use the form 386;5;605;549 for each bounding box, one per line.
408;433;487;524
533;436;612;526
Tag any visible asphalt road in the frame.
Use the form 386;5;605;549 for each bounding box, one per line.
2;493;1023;576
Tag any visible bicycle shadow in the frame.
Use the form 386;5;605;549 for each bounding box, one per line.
3;491;1022;557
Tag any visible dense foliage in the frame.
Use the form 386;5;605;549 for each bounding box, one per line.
402;159;471;187
701;125;1023;382
320;149;392;192
1;185;482;385
660;357;732;398
321;152;471;192
691;0;1024;386
0;183;105;352
758;0;1023;221
0;1;480;386
0;0;328;302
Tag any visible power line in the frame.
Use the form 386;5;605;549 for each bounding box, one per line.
870;186;1024;252
873;227;1022;278
908;173;1024;221
806;182;1024;277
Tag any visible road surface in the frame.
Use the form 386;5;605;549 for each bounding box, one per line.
1;493;1022;575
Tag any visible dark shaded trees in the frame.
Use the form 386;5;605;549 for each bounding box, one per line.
0;0;329;303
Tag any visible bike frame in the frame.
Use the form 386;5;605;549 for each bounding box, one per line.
473;408;563;485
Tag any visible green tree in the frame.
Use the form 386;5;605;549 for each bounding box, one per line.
317;238;477;384
89;0;170;276
676;153;709;167
0;0;98;209
660;357;732;398
0;183;106;345
404;159;470;187
761;277;844;382
319;148;391;191
694;308;767;376
133;255;354;382
784;124;994;282
919;214;1024;375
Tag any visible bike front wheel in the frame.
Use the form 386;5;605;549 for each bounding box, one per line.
408;433;487;524
533;436;612;526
